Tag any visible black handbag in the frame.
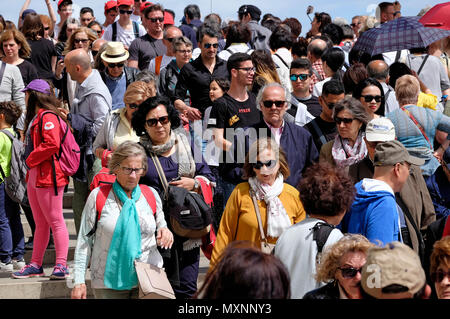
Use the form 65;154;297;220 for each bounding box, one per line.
151;153;212;238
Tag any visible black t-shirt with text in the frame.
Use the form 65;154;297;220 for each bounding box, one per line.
208;92;260;130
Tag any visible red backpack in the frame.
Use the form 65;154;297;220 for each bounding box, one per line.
86;184;156;237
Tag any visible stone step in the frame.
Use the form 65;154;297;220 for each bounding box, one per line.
0;265;93;299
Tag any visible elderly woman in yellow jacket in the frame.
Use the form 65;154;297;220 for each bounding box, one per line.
210;138;306;269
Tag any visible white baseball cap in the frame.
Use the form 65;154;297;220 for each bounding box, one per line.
365;117;396;142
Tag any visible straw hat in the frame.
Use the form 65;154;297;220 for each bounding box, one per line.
100;42;129;63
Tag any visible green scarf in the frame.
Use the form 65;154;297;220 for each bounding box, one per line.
104;181;142;290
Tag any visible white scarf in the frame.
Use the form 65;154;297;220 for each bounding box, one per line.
248;174;292;238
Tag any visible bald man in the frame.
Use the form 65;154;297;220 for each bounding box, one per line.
307;38;328;92
367;60;399;114
60;48;112;235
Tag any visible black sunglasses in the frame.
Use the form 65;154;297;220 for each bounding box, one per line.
335;117;355;124
44;26;50;31
149;17;164;23
74;38;89;44
339;267;362;278
262;100;286;108
165;37;175;42
431;270;450;283
146;116;169;127
129;103;140;109
92;50;98;57
119;9;133;15
253;160;277;170
290;74;309;81
203;43;219;49
108;63;124;68
362;95;382;103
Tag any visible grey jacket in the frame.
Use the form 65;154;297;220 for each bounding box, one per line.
246;20;272;52
71;69;112;135
93;110;121;152
0;63;25;129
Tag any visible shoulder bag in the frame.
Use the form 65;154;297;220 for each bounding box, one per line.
134;260;175;299
250;189;275;254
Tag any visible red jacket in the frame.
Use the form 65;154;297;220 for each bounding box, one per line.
26;109;69;188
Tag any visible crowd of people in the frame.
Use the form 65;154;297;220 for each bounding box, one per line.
0;0;449;300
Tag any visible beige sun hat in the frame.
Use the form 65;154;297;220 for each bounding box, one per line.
100;41;129;63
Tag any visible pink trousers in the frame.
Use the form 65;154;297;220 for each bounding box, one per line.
27;167;68;267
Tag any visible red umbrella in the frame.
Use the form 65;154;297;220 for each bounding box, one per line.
419;2;450;30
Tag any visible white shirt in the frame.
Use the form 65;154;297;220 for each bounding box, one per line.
290;97;315;126
102;21;146;47
381;82;400;114
313;77;331;97
130;14;141;24
218;43;254;61
148;54;174;73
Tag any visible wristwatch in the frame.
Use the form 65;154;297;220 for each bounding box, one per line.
193;179;200;191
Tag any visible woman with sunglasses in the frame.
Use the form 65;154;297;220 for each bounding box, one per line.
319;96;371;171
353;77;386;119
131;95;215;299
210;138;306;270
304;234;374;299
71;141;174;299
93;81;155;167
429;236;450;299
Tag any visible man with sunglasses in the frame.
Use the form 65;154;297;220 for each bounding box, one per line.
342;140;425;246
102;0;146;49
128;4;166;70
304;80;345;152
100;42;138;110
174;23;228;122
148;26;182;75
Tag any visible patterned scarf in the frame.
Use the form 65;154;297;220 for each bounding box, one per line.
331;131;367;169
248;174;292;238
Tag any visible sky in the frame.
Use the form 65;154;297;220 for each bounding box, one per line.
1;0;446;37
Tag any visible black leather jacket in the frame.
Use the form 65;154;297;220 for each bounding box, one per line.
303;282;340;300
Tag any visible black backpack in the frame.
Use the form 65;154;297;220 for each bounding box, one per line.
311;221;335;264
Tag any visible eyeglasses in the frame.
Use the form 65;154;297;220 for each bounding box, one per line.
94;30;102;36
108;62;124;68
236;67;255;73
118;165;145;175
262;100;286;108
119;9;133;15
290;74;309;81
334;117;355;124
339;267;362;278
146;115;169;127
44;27;50;31
92;50;98;57
149;17;164;23
362;95;382;103
398;162;412;173
431;270;450;283
350;22;361;27
176;49;192;54
129;103;140;109
203;43;219;49
74;38;89;44
81;18;93;22
253;160;277;170
165;37;175;42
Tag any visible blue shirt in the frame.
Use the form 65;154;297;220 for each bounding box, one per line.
105;73;126;111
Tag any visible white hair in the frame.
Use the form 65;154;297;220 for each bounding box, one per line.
255;82;292;111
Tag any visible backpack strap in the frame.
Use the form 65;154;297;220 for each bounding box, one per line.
197;178;213;207
154;56;163;76
417;54;429;76
112;22;117;41
274;53;289;68
310;119;327;147
311;221;335;263
132;21;139;39
87;184;156;237
400;106;433;149
394;50;402;63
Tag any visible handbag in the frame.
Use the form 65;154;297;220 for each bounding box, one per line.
250;190;275;254
150;153;212;238
134;261;175;299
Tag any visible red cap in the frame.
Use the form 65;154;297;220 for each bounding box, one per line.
117;0;133;7
58;0;72;9
164;11;174;25
104;0;117;13
140;1;153;13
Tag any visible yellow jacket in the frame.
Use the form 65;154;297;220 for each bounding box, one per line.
209;182;306;270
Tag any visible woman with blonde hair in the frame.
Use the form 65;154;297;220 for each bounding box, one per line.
250;50;281;95
210;138;306;269
0;29;37;86
304;234;374;299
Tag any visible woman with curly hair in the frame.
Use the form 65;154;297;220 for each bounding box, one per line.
274;162;356;298
303;234;374;299
429;236;450;299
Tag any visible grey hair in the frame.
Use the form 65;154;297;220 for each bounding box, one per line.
333;96;371;126
135;70;158;92
172;36;193;52
108;141;148;175
255;82;292;111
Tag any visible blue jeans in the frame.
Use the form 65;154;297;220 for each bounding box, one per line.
0;182;25;263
